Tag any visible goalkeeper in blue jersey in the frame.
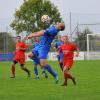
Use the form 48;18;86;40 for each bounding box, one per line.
26;23;65;83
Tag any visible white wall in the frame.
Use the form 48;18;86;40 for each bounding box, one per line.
25;52;85;61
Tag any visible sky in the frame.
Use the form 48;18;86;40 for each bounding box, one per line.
0;0;100;33
0;0;100;18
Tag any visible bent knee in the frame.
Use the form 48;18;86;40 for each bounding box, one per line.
63;67;69;72
28;52;34;59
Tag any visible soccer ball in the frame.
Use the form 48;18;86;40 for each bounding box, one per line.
41;15;50;23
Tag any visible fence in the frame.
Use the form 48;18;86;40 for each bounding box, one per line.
1;13;100;60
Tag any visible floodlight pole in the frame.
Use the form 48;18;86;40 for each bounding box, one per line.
70;12;72;41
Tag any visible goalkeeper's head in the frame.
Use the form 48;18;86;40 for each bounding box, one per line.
56;23;65;31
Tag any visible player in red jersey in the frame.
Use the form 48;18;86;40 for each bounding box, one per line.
10;36;30;78
59;35;79;86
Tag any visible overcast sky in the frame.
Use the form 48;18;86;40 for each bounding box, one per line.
0;0;100;18
0;0;100;33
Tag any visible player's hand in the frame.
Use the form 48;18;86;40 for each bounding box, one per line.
25;34;34;40
24;36;29;40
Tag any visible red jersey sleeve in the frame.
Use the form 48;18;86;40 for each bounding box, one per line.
72;43;78;51
21;42;28;50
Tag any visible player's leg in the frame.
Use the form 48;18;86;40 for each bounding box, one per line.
39;64;48;79
57;54;63;71
59;62;63;71
66;61;76;85
33;58;48;79
62;66;75;86
61;67;68;86
31;50;41;79
62;64;76;86
40;59;58;83
33;64;39;79
39;48;57;78
37;47;58;83
20;64;31;77
10;60;17;78
20;59;30;77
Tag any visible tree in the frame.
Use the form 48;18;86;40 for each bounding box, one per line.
0;32;15;53
10;0;63;34
75;27;93;51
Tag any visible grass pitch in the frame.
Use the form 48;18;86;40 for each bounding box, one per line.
0;60;100;100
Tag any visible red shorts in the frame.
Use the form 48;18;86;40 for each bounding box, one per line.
13;55;25;65
63;59;73;69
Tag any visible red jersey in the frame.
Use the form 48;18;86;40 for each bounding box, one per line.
59;43;77;60
15;42;27;57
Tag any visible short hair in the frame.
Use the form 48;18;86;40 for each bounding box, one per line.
16;36;21;39
62;35;68;38
61;25;65;31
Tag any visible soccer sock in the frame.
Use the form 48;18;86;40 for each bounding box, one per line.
45;64;57;78
11;65;15;77
34;67;38;76
59;62;63;71
22;67;30;74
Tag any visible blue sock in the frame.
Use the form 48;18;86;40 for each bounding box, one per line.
45;64;57;78
34;67;38;76
59;63;63;71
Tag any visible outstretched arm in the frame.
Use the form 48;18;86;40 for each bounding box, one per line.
27;30;44;39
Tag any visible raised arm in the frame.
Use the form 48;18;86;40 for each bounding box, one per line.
27;30;44;39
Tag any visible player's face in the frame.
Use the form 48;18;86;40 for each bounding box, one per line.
16;37;21;43
62;36;69;43
57;35;61;41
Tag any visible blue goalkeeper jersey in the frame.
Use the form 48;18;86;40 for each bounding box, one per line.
33;42;39;48
39;25;59;51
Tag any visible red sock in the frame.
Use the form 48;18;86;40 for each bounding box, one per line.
11;65;15;77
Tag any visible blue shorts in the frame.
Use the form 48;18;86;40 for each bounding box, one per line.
32;57;40;66
57;53;63;62
32;46;49;59
31;50;40;66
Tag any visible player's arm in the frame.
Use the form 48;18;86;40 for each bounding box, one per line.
19;48;27;51
26;30;44;39
51;43;56;51
18;46;27;51
75;47;79;57
57;46;62;56
18;43;28;51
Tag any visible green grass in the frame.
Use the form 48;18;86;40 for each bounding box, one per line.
0;60;100;100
